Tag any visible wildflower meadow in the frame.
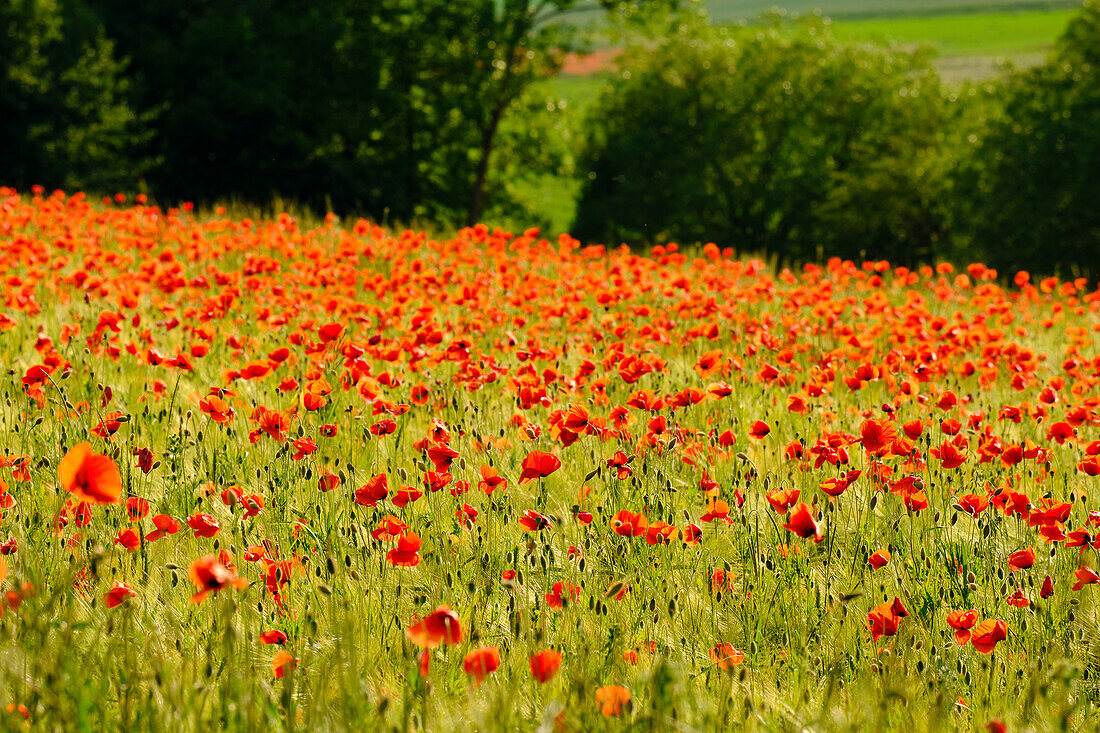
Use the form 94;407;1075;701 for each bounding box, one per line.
1;186;1098;730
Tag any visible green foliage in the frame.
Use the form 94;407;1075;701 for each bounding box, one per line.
77;0;676;225
0;0;150;192
962;0;1100;278
573;16;952;265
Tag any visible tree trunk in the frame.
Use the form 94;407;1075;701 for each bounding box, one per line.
466;92;511;226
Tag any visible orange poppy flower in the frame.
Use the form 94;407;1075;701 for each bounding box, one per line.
595;685;631;717
58;442;122;505
198;394;234;424
766;487;800;515
478;465;508;494
273;650;299;678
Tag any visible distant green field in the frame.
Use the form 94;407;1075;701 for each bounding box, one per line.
561;0;1081;25
702;0;1080;21
829;7;1075;56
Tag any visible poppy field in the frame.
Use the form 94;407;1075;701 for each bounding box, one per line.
3;187;1100;731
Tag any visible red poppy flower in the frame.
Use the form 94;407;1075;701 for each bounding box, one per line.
1073;566;1099;591
868;549;890;569
606;451;633;480
58;443;122;505
91;412;126;438
125;497;150;522
749;420;770;439
186;513;220;538
1007;547;1035;572
146;514;181;542
406;606;463;649
946;609;979;645
644;521;678;545
1040;574;1054;598
354;473;389;507
519;451;561;483
782;503;823;543
859;418;897;454
518;509;552;532
188;554;247;604
260;630;288;645
133;447;155;474
970;619;1008;654
545;581;581;609
867;597;908;641
104;581;137;608
611;510;648;537
709;643;744;670
391;486;423;508
462;646;500;685
700;499;731;524
113;527;141;551
386;532;422;567
529;650;562;683
239;361;272;380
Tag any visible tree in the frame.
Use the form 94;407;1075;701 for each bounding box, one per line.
572;14;951;266
0;0;148;192
963;0;1100;279
82;0;676;224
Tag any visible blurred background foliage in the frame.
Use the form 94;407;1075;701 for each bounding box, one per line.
2;0;1099;277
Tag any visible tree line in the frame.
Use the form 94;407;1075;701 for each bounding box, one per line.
2;0;1099;277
